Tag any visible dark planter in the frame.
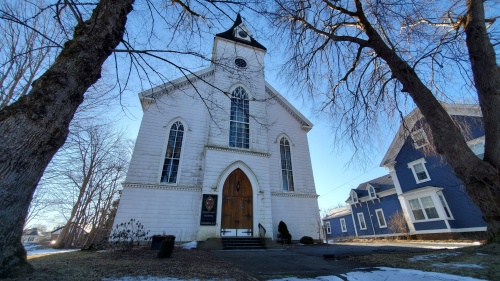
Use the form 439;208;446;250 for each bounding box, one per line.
157;239;175;258
151;235;176;250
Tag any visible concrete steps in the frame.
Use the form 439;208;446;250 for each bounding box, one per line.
221;237;266;250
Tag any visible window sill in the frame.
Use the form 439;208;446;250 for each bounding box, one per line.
412;218;443;223
415;178;431;184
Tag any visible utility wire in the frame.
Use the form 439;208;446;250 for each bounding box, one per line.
319;166;380;197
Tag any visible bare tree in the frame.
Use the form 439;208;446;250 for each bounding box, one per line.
0;1;61;110
387;210;410;240
51;124;129;249
0;0;264;276
267;0;500;242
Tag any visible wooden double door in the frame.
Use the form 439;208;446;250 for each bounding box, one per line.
221;169;253;236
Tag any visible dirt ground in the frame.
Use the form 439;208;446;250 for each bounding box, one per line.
6;243;500;281
14;247;257;281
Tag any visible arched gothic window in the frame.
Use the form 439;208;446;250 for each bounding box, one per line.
161;121;184;183
229;86;249;148
280;137;294;191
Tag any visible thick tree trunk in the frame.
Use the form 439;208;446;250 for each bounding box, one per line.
354;0;500;242
0;0;134;277
463;0;500;242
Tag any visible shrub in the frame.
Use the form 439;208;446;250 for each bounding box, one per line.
109;219;150;250
277;221;292;244
387;210;410;240
299;236;314;244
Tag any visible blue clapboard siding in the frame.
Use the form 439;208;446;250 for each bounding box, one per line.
324;112;486;237
394;115;486;231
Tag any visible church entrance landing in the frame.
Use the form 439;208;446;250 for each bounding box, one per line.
221;168;253;237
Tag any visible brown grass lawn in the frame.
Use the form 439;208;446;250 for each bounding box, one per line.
6;243;499;281
12;247;257;281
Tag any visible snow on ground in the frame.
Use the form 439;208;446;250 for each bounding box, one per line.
267;267;487;281
408;251;462;261
179;241;197;250
25;243;79;256
432;263;484;269
101;267;487;281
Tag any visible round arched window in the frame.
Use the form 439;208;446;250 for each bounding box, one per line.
235;58;247;68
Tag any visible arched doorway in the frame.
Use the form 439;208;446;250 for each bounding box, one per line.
221;168;253;236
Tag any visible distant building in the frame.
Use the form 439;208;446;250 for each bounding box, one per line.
324;104;486;239
22;228;49;244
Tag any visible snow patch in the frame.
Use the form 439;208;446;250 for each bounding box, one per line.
432;263;484;269
27;248;79;256
180;241;197;250
408;252;461;261
268;267;487;281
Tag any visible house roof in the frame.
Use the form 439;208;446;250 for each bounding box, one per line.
265;82;313;131
23;228;43;236
215;14;266;51
380;103;482;167
323;205;351;220
355;174;394;192
345;174;394;202
139;66;215;107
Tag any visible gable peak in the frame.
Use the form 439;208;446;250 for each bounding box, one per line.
215;14;266;51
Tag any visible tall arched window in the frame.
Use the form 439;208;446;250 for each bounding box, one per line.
229;86;249;148
280;137;294;191
161;121;184;183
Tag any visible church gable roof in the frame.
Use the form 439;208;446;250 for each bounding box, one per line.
215;14;266;51
139;66;215;108
265;81;313;132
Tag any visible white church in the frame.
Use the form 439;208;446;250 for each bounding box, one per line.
113;15;320;242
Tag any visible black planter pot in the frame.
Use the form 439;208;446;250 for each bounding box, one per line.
151;235;176;250
157;239;175;258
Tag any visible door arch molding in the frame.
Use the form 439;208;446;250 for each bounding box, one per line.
215;161;260;237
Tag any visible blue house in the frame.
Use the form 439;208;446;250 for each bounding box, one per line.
324;103;487;239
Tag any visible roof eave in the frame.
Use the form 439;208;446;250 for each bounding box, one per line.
265;81;314;130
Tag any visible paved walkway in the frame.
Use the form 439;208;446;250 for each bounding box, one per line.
213;242;477;280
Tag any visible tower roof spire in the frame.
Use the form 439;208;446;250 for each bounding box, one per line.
215;14;266;51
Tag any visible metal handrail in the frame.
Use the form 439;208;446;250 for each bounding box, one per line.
258;223;266;238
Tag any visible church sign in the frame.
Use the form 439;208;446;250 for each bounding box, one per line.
200;194;218;225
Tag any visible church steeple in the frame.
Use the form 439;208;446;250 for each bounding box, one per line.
215;14;266;51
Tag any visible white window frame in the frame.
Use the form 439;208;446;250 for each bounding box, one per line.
325;221;331;234
437;192;454;219
375;209;387;228
280;137;294;192
411;128;429;149
368;185;376;199
340;218;347;233
351;190;358;203
407;158;431;184
357;213;367;230
408;196;440;222
160;120;185;184
229;86;250;149
467;136;485;160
